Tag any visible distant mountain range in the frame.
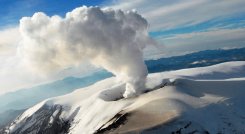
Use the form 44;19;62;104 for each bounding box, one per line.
0;71;112;113
146;47;245;73
0;47;244;129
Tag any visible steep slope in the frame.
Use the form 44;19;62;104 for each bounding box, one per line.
0;109;25;130
2;61;245;134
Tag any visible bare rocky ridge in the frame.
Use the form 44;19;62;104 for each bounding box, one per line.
1;105;70;134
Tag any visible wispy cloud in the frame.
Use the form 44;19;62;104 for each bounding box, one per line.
154;28;245;57
108;0;245;58
108;0;245;31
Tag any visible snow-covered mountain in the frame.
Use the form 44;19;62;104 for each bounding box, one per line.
2;61;245;134
1;47;244;120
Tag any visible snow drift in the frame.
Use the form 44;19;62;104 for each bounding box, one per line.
3;61;245;134
18;6;155;98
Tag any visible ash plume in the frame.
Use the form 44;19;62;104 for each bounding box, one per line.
18;6;155;98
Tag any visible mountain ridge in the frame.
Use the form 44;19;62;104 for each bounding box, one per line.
2;61;245;134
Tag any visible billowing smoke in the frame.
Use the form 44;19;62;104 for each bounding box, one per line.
18;6;155;98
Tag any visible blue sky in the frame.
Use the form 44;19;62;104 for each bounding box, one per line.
1;0;245;38
0;0;245;44
0;0;245;94
0;0;104;27
149;14;245;38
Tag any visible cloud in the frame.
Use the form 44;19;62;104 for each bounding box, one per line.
108;0;245;31
0;27;20;56
1;1;244;95
154;28;245;57
0;54;99;95
0;13;96;94
107;0;245;59
18;6;155;98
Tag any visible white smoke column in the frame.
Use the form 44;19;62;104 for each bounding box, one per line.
18;6;155;98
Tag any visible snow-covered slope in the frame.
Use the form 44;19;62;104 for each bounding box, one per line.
2;61;245;134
